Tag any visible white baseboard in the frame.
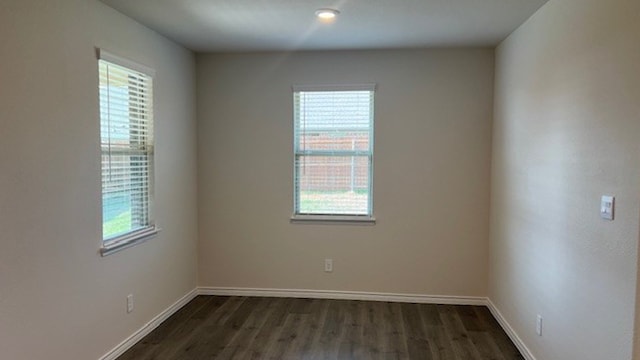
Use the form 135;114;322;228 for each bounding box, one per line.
99;288;198;360
486;299;537;360
197;286;487;306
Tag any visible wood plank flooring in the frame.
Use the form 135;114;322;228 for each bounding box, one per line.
117;296;524;360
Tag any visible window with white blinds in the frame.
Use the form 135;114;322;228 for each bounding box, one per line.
293;85;375;219
98;50;156;249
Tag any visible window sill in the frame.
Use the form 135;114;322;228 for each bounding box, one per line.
100;226;160;257
290;215;376;225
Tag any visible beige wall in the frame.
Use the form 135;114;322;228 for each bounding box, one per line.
0;1;198;359
490;0;640;359
197;49;494;297
9;1;638;358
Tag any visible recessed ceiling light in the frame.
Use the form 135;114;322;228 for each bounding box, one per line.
315;8;340;20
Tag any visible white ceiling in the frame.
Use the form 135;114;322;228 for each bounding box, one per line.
100;0;549;52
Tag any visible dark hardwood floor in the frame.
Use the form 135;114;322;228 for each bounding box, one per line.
118;296;524;360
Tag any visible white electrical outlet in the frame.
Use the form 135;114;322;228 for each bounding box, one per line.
127;294;134;313
536;315;543;336
324;258;333;272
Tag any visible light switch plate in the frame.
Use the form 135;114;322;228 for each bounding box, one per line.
600;195;615;221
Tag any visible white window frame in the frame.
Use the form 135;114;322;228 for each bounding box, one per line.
291;84;376;225
97;49;159;256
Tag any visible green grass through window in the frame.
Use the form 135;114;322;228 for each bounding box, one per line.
103;210;131;239
299;190;369;214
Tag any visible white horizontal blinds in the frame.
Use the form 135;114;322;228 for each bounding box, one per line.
294;88;374;216
99;58;154;241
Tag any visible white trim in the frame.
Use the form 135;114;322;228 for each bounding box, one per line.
197;287;486;306
292;83;377;92
99;289;198;360
100;227;160;257
486;299;537;360
96;48;155;77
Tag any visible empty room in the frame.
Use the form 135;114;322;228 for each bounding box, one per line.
1;0;639;359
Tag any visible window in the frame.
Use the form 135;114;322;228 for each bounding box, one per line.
292;84;375;223
98;50;157;255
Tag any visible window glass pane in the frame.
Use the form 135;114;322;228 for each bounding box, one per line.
296;155;370;215
99;59;153;241
294;89;374;216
